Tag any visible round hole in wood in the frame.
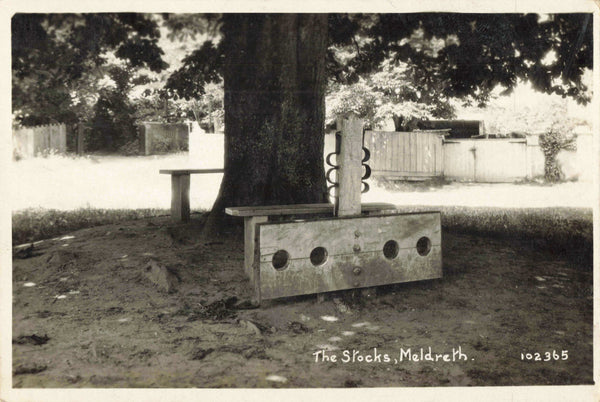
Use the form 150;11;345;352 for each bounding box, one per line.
416;237;432;256
310;247;328;266
272;250;290;270
383;240;399;259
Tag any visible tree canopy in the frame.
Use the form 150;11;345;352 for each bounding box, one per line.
12;13;168;126
326;57;457;131
13;13;593;128
164;13;593;107
332;14;592;103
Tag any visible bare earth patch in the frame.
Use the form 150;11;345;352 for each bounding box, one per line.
12;215;593;388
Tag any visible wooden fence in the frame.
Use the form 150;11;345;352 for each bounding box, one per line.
13;124;67;158
363;130;445;179
361;131;589;182
139;122;190;155
443;138;529;182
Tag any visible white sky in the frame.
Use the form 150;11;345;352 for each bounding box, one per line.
455;70;594;129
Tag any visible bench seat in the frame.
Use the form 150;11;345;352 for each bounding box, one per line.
159;169;225;175
225;202;396;217
160;169;224;222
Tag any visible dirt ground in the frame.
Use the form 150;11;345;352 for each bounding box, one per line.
12;214;593;388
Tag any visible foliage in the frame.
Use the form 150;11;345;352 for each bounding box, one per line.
326;58;456;130
326;80;382;128
164;13;592;132
12;13;595;210
118;139;142;156
191;83;225;132
151;134;175;154
12;13;168;126
327;14;592;105
87;95;137;152
163;37;225;130
13;13;593;129
86;66;141;152
134;89;193;123
161;13;222;41
539;122;577;183
165;41;224;100
471;92;589;135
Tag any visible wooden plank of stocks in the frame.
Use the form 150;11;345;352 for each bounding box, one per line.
226;202;397;280
254;212;442;302
335;114;364;217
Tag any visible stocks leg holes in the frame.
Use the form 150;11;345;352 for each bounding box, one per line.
416;237;432;256
383;240;399;259
310;247;328;266
272;250;290;270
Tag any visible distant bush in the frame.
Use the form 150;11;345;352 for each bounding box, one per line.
118;139;141;156
539;122;577;183
13;148;23;161
39;148;61;158
151;135;174;154
86;67;139;152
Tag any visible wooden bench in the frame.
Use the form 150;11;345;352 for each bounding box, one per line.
225;202;397;279
160;169;224;222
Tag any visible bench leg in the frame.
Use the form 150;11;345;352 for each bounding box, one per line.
171;174;190;222
244;216;268;280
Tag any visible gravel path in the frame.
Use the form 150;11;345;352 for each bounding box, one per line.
10;154;595;211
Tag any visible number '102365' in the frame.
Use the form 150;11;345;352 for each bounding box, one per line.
521;350;568;361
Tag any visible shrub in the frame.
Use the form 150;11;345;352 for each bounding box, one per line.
539;122;576;183
118;139;141;156
152;135;174;154
13;148;23;161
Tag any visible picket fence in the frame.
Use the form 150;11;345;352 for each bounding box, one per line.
13;124;67;158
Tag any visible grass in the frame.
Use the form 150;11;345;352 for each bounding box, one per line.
395;205;593;265
372;176;453;192
13;205;593;265
439;206;592;244
12;207;170;246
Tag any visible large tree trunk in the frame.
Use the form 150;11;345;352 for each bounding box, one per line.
203;14;328;236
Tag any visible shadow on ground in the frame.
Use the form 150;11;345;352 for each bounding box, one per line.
12;215;593;387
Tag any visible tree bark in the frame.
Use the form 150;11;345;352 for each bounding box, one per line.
203;14;328;236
